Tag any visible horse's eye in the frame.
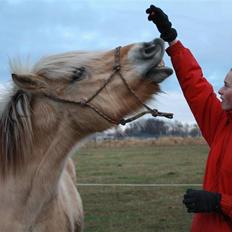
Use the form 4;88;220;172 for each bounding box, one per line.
71;67;86;83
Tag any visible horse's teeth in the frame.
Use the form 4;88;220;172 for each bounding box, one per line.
157;60;165;68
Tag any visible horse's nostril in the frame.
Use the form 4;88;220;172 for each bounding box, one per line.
142;43;161;59
144;44;156;55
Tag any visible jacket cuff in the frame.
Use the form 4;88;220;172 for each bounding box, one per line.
166;40;186;56
220;194;232;217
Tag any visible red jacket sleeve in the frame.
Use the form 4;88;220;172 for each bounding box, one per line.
220;194;232;218
166;41;225;146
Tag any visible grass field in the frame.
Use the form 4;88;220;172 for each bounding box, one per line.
74;141;209;232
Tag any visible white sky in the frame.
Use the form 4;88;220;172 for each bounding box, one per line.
0;0;231;124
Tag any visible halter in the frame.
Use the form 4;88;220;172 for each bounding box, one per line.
44;46;173;125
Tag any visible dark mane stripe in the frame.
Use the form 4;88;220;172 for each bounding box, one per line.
0;90;32;177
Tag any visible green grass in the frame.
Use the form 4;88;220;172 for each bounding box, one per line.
74;143;208;232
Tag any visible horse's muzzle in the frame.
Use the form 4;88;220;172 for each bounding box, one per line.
140;38;173;83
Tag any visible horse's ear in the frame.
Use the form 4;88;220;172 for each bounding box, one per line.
12;73;46;91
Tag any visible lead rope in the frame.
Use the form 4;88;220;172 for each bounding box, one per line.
110;46;173;125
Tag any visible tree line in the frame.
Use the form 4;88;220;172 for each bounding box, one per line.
112;118;201;139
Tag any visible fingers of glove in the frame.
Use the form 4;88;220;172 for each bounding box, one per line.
183;201;198;211
184;190;195;199
184;203;197;211
187;208;194;213
183;198;195;205
187;205;195;213
185;203;197;213
185;189;199;198
183;191;197;204
148;14;156;21
147;11;169;23
183;195;191;203
146;5;168;21
146;5;161;14
188;190;209;202
146;7;152;14
185;199;211;213
185;202;202;213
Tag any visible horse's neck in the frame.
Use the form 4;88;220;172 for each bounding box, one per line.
25;120;79;214
0;121;80;231
0;173;36;231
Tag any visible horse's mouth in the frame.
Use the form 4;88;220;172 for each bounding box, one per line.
145;60;173;82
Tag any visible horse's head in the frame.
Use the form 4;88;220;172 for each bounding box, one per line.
11;38;172;135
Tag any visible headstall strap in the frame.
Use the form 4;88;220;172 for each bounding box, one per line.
44;46;173;126
113;46;121;71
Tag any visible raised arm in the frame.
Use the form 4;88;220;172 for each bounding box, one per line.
146;5;225;146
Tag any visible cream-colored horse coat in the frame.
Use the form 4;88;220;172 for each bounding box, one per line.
0;38;172;232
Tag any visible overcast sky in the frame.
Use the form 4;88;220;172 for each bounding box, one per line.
0;0;232;124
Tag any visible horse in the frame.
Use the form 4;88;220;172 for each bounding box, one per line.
0;38;173;232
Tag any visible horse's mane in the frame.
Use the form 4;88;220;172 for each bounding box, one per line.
0;54;88;178
0;84;33;177
0;51;104;178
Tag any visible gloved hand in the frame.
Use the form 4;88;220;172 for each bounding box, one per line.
183;189;221;213
146;5;177;42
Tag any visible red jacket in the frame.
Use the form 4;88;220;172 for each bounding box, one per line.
166;41;232;231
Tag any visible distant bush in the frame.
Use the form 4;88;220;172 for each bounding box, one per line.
123;119;201;138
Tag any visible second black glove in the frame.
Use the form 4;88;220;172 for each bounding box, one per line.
183;189;221;213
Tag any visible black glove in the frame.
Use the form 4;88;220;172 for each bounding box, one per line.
146;5;177;42
183;189;221;213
